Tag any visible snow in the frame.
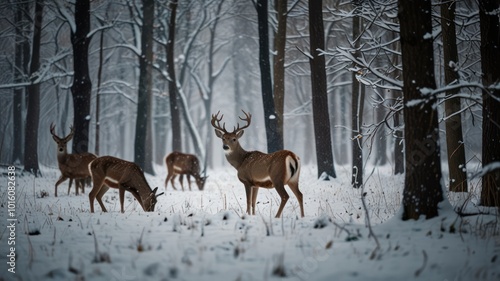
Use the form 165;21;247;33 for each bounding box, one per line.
1;164;499;281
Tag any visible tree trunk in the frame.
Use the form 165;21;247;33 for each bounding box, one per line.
167;0;182;153
441;1;468;192
24;0;44;176
351;10;363;188
479;0;500;207
70;0;92;154
12;2;28;165
134;0;155;174
256;0;282;153
308;0;336;179
95;29;104;156
399;0;443;220
273;0;287;149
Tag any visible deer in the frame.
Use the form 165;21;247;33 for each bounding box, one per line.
211;110;304;218
88;156;164;213
50;124;97;197
164;152;207;191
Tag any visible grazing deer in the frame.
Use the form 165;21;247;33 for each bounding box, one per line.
211;110;304;218
50;124;97;197
88;156;164;213
165;152;207;191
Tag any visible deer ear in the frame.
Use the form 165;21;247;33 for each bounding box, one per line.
215;129;224;139
236;130;244;139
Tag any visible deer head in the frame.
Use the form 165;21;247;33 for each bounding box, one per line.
211;110;252;153
50;123;74;154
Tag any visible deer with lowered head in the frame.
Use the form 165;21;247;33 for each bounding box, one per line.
211;110;304;218
165;152;207;191
50;124;97;197
88;156;164;213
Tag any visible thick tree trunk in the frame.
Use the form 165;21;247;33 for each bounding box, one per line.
273;0;287;150
167;0;182;153
256;0;282;153
399;0;443;220
70;0;92;154
134;0;155;174
12;2;28;165
24;0;44;176
308;0;336;179
479;0;500;207
441;1;468;192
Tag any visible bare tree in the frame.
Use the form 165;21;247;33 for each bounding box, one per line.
12;1;30;165
272;0;288;149
167;0;182;153
351;4;364;188
308;0;336;179
479;0;500;207
70;0;92;154
134;0;155;174
441;0;468;192
399;0;443;220
256;0;282;153
24;0;44;176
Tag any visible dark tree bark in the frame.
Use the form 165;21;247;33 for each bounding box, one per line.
70;0;92;154
308;0;336;179
256;0;282;153
24;0;43;176
167;0;182;153
134;0;155;174
273;0;287;149
479;0;500;207
12;1;29;165
351;10;364;188
399;0;443;220
441;1;468;192
95;29;104;157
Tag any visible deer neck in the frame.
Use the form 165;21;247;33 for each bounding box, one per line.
225;144;248;170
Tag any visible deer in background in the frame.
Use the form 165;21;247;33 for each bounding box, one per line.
165;152;207;191
50;124;97;197
88;156;164;213
211;110;304;218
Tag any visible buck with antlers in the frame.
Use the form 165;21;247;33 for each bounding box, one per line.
211;110;304;218
165;152;207;191
88;156;163;213
50;124;97;197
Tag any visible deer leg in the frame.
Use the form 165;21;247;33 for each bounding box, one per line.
179;174;185;191
119;186;126;213
89;178;105;213
287;181;304;218
95;185;110;212
170;174;178;191
165;173;171;190
186;175;192;191
243;183;253;215
274;183;290;218
67;178;73;196
251;186;259;215
54;175;68;197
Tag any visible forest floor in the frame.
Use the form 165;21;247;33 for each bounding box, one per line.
1;164;499;281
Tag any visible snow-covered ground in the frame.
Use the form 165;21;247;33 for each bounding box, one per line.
1;164;499;281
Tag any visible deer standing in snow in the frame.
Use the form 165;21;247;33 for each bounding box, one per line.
88;156;163;213
50;124;97;197
164;152;207;191
211;110;304;218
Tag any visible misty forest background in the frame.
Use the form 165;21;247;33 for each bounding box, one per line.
0;0;499;220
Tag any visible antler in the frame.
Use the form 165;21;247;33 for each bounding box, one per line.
211;111;228;133
50;123;74;141
50;123;57;137
233;110;252;134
